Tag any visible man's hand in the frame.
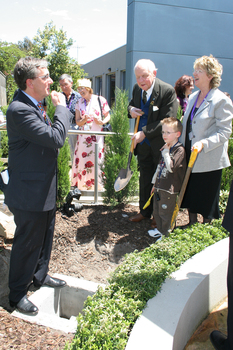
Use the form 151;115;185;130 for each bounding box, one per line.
130;107;144;119
132;131;146;149
51;91;66;107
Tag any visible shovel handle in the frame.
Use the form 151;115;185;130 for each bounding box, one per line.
130;116;140;153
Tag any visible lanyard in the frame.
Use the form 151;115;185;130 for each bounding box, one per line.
190;90;210;123
67;93;74;109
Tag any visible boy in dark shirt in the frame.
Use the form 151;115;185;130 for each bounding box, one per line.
148;117;187;240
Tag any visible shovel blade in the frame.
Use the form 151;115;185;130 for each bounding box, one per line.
114;167;133;192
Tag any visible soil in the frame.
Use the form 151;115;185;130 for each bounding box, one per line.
0;203;190;349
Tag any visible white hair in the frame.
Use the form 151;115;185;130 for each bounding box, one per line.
134;59;157;74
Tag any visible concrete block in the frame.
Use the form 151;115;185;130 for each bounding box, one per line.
12;273;105;333
0;210;15;239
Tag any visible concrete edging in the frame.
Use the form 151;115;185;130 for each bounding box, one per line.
125;237;229;350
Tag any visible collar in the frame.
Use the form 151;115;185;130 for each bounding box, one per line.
21;90;39;108
142;79;156;101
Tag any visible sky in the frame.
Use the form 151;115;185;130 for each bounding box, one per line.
0;0;127;65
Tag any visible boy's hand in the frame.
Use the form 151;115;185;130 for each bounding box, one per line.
151;186;155;195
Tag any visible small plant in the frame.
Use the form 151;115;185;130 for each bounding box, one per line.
101;88;139;206
46;96;71;207
176;104;183;120
219;189;229;214
221;138;233;191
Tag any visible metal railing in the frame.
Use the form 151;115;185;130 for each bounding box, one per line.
0;122;133;204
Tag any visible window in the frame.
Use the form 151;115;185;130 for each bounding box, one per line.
96;76;102;96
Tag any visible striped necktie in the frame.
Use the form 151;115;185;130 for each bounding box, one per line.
37;102;51;126
143;90;147;104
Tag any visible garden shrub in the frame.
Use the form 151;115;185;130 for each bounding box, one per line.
65;219;228;350
46;96;71;207
101;88;139;206
221;138;233;191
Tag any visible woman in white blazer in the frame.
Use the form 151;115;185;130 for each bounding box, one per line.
180;55;233;226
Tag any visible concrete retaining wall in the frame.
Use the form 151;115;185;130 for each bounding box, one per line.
126;238;229;350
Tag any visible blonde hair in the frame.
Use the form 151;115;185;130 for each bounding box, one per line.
161;117;183;134
194;55;223;89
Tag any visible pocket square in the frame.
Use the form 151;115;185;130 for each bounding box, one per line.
153;106;159;111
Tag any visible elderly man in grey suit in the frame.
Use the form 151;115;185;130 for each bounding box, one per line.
5;57;72;315
128;59;178;226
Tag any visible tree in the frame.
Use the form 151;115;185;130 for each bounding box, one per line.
17;37;34;53
101;88;139;206
46;96;71;206
29;21;85;90
0;41;26;103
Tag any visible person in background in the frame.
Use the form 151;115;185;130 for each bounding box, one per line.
59;74;81;163
210;181;233;350
180;55;233;227
148;117;186;241
71;78;110;191
174;75;194;116
127;59;178;228
5;56;71;315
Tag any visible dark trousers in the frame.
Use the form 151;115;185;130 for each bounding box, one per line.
8;207;56;303
136;142;158;218
227;234;233;349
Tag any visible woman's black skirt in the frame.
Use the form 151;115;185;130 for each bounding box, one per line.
181;169;222;219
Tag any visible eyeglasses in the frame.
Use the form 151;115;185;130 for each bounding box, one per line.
77;87;86;91
161;131;177;135
34;74;51;81
193;69;204;74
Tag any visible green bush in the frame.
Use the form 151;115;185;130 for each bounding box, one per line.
46;96;71;207
0;131;8;158
101;88;139;206
65;220;228;350
221;138;233;191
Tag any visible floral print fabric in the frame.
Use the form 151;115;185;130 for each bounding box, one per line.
71;94;110;190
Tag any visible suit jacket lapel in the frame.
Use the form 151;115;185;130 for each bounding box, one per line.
148;79;159;120
193;89;213;118
17;90;45;123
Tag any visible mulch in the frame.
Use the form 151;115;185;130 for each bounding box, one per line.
0;203;190;349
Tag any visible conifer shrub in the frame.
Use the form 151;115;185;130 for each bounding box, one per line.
101;88;139;206
46;96;71;207
221;138;233;191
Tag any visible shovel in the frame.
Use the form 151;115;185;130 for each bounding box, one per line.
169;147;198;231
114;115;141;192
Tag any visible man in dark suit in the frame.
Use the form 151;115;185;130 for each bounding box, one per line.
210;182;233;350
128;59;178;226
5;57;71;315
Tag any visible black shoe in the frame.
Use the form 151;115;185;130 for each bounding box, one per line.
10;295;38;315
210;330;228;350
44;276;66;288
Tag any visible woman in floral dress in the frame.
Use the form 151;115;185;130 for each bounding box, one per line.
71;79;110;191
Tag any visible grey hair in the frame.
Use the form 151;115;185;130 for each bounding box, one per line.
59;74;73;83
134;59;158;74
14;56;48;91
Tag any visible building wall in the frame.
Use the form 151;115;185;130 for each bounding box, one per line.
126;0;233;97
81;46;126;107
0;72;7;107
80;1;233;131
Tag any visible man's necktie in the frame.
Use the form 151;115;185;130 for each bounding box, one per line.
37;102;51;126
143;90;147;105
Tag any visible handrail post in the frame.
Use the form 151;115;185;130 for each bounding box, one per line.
94;142;99;204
